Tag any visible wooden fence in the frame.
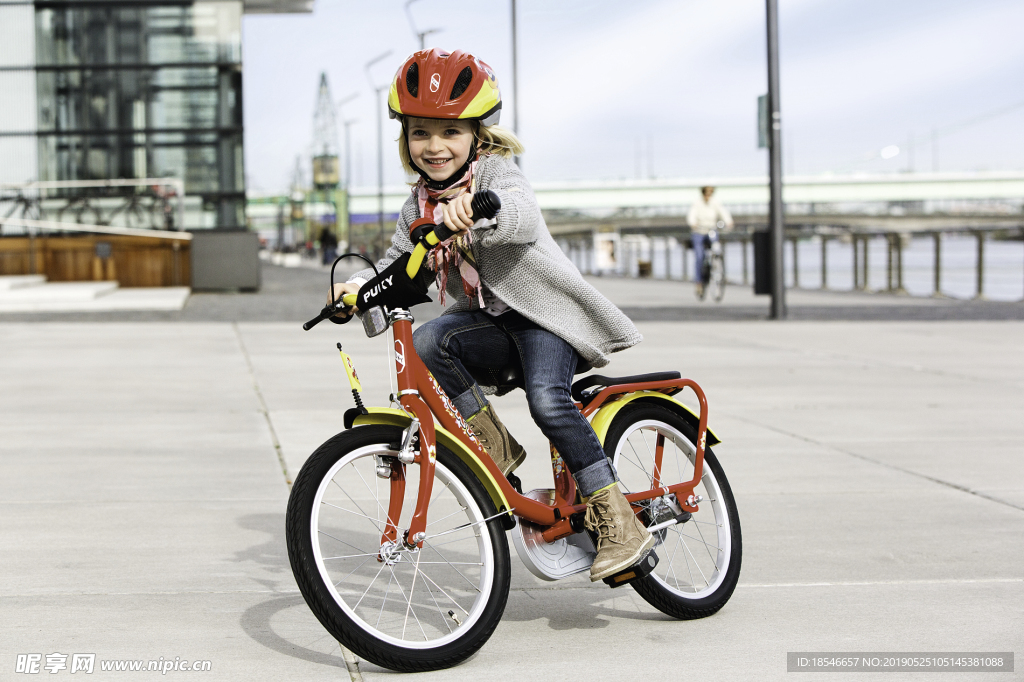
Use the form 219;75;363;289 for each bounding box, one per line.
0;233;190;287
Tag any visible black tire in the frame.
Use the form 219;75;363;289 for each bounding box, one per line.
711;254;726;302
286;425;511;672
603;402;741;619
695;255;711;301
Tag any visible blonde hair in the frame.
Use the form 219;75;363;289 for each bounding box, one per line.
397;121;525;178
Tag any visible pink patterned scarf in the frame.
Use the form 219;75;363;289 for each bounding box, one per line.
416;159;485;306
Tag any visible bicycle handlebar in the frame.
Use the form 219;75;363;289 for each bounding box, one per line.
404;190;500;278
302;293;360;331
303;190;501;331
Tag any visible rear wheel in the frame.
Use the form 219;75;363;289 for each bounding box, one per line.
286;425;511;672
603;402;741;619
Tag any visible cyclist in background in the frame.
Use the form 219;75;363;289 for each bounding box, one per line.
686;186;733;295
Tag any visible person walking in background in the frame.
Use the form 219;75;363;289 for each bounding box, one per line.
686;186;733;294
319;225;338;265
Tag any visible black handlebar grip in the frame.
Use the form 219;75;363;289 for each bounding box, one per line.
470;190;501;221
433;222;456;243
303;309;327;331
303;302;344;330
432;190;502;243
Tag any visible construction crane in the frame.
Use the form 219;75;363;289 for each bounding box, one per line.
309;72;342;259
312;72;340;190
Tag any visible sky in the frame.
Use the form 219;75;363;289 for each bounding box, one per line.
241;0;1024;195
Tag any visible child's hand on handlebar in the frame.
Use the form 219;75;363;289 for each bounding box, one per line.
328;282;360;318
441;193;475;234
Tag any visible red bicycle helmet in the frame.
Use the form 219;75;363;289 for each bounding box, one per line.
388;48;501;126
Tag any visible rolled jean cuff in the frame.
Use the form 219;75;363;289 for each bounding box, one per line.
574;458;617;498
452;384;489;420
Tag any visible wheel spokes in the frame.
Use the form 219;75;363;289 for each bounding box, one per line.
312;449;492;646
616;421;727;598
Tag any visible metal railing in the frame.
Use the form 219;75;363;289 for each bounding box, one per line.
556;226;1024;301
784;227;1023;299
0;178;186;233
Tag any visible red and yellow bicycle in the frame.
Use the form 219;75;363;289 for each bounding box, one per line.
287;193;742;672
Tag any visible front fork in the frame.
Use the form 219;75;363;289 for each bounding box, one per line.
402;394;436;548
377;395;438;552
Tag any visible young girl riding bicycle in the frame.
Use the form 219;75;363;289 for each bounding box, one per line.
333;48;654;582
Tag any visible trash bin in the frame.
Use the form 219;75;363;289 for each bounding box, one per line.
753;230;772;295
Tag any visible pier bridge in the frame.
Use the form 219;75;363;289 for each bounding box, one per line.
251;170;1024;236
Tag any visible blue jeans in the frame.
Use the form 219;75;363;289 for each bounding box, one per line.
691;233;706;283
412;310;616;496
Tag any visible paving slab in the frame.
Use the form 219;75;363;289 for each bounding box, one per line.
1;319;1021;682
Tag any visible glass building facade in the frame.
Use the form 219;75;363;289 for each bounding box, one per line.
0;0;304;229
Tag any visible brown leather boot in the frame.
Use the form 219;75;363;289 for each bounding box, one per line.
585;483;655;581
466;405;527;475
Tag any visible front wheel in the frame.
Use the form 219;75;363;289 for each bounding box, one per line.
603;402;742;619
711;254;726;302
286;425;511;672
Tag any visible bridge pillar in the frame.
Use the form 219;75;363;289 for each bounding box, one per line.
742;236;749;285
975;231;985;299
860;236;868;288
852;235;860;290
896;234;906;293
885;234;894;292
820;236;827;289
792;237;799;288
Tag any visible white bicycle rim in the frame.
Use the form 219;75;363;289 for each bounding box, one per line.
711;256;726;301
310;444;496;649
612;419;733;600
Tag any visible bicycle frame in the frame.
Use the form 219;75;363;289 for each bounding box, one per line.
373;308;710;550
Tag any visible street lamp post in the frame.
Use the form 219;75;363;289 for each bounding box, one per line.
365;50;393;261
511;0;520;167
342;117;356;251
336;92;358;253
405;0;440;50
766;0;786;319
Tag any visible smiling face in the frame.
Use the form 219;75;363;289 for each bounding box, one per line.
406;117;476;181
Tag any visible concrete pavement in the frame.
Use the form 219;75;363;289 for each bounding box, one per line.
1;261;1021;322
1;281;1022;680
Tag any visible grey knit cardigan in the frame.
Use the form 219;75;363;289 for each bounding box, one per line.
352;154;642;368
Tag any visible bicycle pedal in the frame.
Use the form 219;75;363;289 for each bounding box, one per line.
602;550;658;589
506;472;523;494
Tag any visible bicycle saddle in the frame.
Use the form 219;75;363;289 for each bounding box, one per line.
571;371;682;405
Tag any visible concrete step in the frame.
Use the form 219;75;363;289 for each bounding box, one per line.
0;274;47;290
0;281;119;302
0;286;190;312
